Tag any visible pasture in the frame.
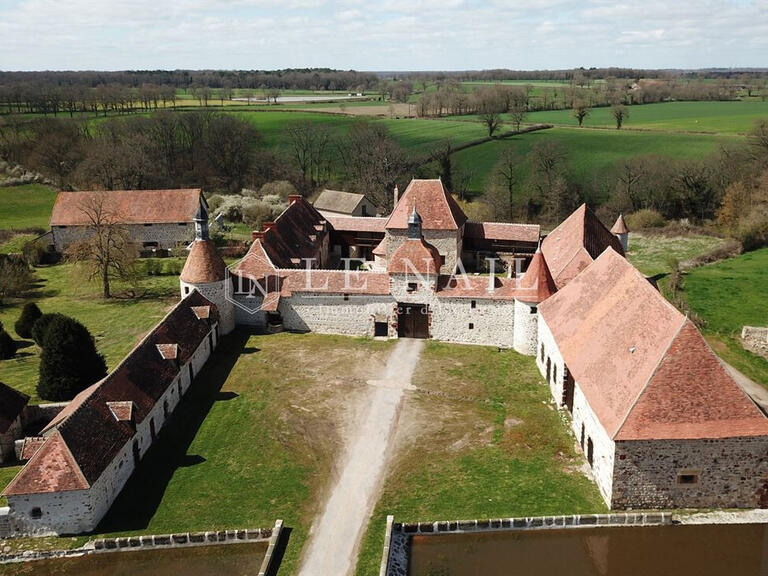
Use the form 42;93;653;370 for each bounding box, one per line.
0;184;57;230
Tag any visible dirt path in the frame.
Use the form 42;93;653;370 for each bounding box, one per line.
722;360;768;412
297;339;424;576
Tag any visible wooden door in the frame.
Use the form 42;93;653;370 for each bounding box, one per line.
398;304;429;339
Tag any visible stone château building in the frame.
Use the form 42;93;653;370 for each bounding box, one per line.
4;177;768;536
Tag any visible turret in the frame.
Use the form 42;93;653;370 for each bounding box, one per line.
513;246;556;356
611;214;630;253
180;198;235;334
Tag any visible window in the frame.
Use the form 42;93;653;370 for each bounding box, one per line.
361;204;369;216
343;294;350;301
149;418;157;441
133;440;140;465
163;399;169;418
185;286;190;295
440;255;446;265
587;438;594;467
553;365;558;384
530;306;537;314
540;343;545;362
374;321;388;337
58;225;67;229
178;222;187;226
30;507;42;519
143;223;153;227
468;323;474;330
580;423;585;448
677;472;700;485
407;282;418;293
471;300;476;309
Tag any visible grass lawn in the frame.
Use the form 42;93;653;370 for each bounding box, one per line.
683;248;768;387
0;464;21;506
354;341;606;576
0;184;57;230
451;127;737;198
0;262;180;402
525;100;768;134
93;331;393;576
626;232;727;278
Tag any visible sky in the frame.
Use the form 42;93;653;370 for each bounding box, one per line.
0;0;767;71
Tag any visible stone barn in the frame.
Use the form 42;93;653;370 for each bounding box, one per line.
537;248;768;509
49;188;206;253
313;189;376;218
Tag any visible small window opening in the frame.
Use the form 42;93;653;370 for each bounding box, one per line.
471;300;476;309
587;438;594;467
468;323;474;330
407;282;418;293
343;294;350;301
185;286;190;295
374;321;388;337
530;306;537;314
30;507;42;519
553;365;558;384
540;343;545;362
677;473;700;485
580;423;585;448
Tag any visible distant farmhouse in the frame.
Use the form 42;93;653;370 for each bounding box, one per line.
4;178;768;536
313;188;376;218
49;189;205;252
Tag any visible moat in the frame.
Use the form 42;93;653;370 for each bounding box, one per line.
408;523;768;576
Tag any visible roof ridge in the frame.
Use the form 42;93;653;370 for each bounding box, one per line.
612;313;688;440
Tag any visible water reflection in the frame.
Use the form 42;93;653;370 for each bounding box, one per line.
410;524;768;576
0;542;268;576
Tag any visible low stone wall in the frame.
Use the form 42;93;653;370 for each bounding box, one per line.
381;512;671;576
21;403;67;432
1;521;282;568
743;326;768;358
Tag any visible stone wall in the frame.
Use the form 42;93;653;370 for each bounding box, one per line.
612;437;768;509
742;326;768;358
279;294;395;337
52;223;194;253
7;322;217;536
430;298;514;348
512;299;538;355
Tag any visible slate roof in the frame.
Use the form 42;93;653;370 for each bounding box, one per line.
0;381;29;434
259;197;328;268
180;239;227;284
385;180;467;231
464;222;541;243
314;189;367;214
538;248;768;441
541;204;625;289
3;292;219;496
50;189;203;226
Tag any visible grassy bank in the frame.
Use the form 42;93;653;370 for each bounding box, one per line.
0;263;179;402
0;184;56;230
626;232;727;278
354;341;606;576
683;247;768;387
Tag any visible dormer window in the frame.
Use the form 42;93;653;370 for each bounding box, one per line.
407;282;418;293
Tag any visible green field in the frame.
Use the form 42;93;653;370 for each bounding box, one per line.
526;100;768;134
0;262;179;402
354;341;606;576
451;126;737;198
0;184;57;230
683;248;768;387
626;233;727;278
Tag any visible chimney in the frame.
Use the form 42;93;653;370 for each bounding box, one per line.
263;221;276;232
393;185;399;208
288;194;302;205
252;231;264;241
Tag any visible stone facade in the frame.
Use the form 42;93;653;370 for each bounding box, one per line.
742;326;768;359
512;299;538;356
52;222;194;253
612;437;768;509
6;322;218;536
279;294;395;337
385;229;462;274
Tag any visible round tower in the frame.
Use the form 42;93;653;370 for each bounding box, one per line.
180;201;235;334
611;214;630;253
513;247;556;356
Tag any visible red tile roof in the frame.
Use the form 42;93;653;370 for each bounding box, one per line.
0;381;29;434
180;240;227;284
385;180;467;231
388;238;442;275
4;432;88;495
436;275;516;300
234;239;278;279
539;249;768;441
155;344;178;360
514;250;557;303
282;270;391;295
19;436;46;462
464;222;541;243
259;197;328;268
4;292;219;496
541;204;625;288
326;216;387;234
50;189;202;226
611;214;629;235
106;401;134;422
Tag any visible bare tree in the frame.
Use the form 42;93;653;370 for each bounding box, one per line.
530;141;573;221
572;102;591;127
611;104;629;129
480;112;503;137
509;103;527;131
285;119;331;187
748;119;768;159
489;148;521;220
66;196;137;299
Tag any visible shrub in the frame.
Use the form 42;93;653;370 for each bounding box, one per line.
144;258;163;276
31;312;66;347
15;302;42;339
163;260;182;275
258;180;297;200
0;330;17;359
242;199;281;228
625;209;666;230
22;240;47;266
206;194;224;212
37;315;107;401
0;254;35;305
736;212;768;252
